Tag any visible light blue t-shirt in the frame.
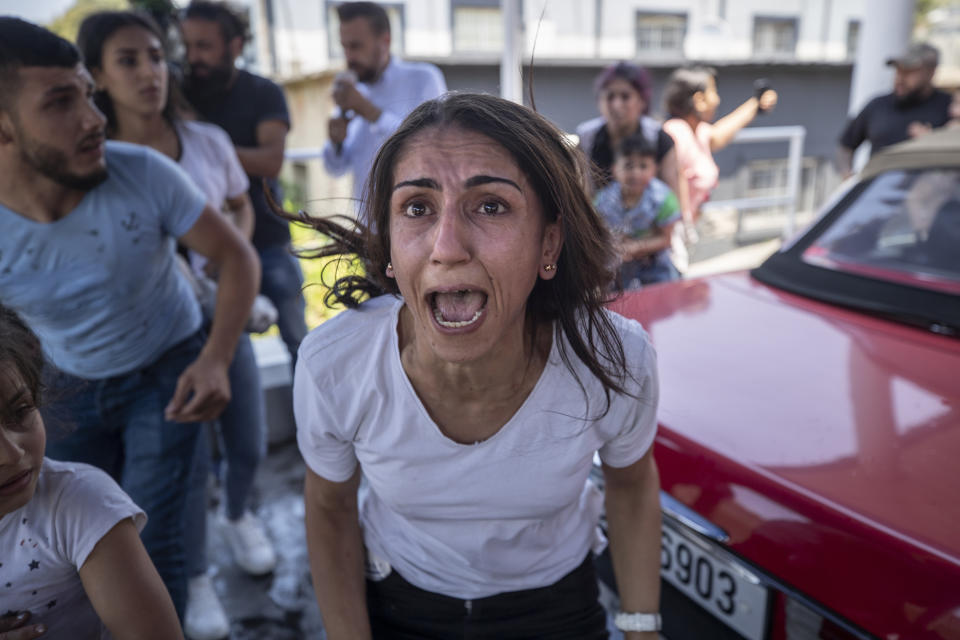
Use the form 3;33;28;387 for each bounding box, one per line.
0;141;206;379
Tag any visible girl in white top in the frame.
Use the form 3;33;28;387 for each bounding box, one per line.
292;93;663;639
0;305;182;640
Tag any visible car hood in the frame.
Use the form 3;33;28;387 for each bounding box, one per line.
611;273;960;565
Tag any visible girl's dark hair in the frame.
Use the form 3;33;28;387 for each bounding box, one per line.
77;11;183;133
663;65;716;118
291;92;632;407
594;61;653;115
0;305;44;408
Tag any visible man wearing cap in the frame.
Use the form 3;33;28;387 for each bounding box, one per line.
837;42;951;177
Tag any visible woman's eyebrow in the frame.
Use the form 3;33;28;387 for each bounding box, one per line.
464;175;522;193
393;178;439;191
392;175;523;193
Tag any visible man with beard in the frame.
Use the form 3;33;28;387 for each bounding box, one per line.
0;17;259;621
322;2;446;205
180;1;307;366
838;43;951;177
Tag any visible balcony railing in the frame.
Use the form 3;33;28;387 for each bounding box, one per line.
701;125;807;242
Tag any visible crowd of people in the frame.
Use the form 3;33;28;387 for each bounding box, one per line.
0;1;955;639
0;2;286;638
578;61;777;285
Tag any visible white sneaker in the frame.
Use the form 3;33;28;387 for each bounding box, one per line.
221;511;277;576
185;574;230;640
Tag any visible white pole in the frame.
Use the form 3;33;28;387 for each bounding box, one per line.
500;0;523;103
847;0;915;171
784;129;805;239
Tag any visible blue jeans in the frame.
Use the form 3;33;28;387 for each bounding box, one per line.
43;330;205;620
184;333;267;576
258;244;307;365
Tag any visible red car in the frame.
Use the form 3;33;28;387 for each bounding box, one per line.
602;128;960;640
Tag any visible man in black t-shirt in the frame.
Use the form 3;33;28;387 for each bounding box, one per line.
838;43;951;177
181;1;307;363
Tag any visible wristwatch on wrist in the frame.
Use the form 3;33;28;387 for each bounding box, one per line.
614;611;662;632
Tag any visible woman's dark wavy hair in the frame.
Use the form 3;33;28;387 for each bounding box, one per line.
292;92;633;407
663;65;716;119
77;11;184;134
0;305;45;408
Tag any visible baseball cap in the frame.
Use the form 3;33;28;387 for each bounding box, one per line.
886;43;940;68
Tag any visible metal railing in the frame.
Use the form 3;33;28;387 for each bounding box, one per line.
701;125;807;242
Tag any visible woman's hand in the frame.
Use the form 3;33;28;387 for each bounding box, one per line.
0;612;45;639
619;226;673;261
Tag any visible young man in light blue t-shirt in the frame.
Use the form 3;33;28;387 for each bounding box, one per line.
0;18;260;621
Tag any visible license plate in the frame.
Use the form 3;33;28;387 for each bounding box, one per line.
661;519;769;640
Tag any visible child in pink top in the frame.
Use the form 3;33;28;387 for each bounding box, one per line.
662;118;718;222
662;67;778;226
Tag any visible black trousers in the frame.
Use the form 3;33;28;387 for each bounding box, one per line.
366;555;609;640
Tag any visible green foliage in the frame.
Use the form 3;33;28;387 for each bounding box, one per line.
916;0;954;28
47;0;128;42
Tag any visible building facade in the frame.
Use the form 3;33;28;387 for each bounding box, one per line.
256;0;870;224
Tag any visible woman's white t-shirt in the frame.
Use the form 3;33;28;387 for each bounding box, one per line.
294;295;658;599
176;120;249;209
175;120;249;275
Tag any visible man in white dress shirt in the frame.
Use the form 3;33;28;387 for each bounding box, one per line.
323;2;447;206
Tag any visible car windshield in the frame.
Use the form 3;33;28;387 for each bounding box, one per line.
802;168;960;295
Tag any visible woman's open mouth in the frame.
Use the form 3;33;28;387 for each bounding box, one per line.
430;290;488;329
